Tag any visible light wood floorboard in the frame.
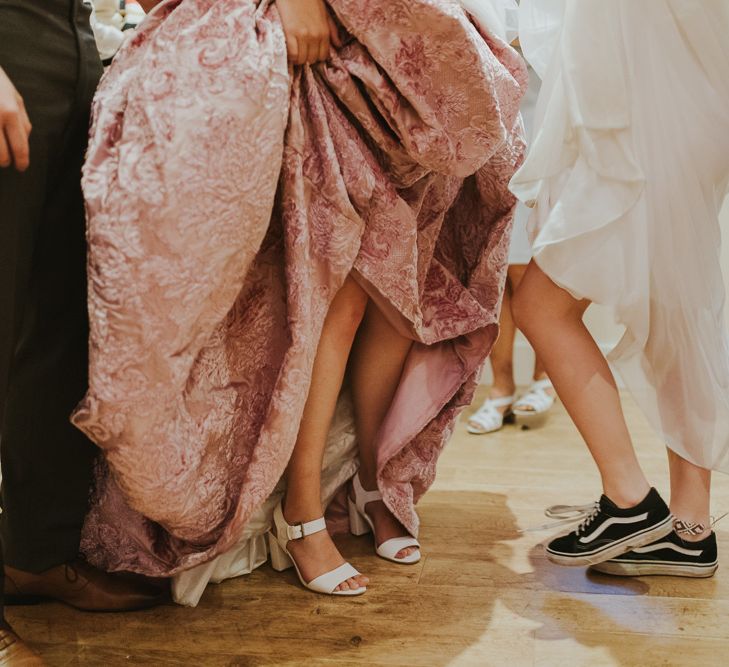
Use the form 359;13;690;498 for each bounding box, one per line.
9;390;729;666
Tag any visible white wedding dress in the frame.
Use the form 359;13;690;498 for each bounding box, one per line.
508;64;540;265
511;1;729;469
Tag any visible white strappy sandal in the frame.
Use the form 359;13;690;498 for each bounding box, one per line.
267;502;366;596
348;474;421;565
466;394;516;434
512;378;555;429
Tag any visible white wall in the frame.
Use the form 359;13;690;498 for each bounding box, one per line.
483;196;729;386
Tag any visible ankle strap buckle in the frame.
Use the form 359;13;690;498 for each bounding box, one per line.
285;516;327;541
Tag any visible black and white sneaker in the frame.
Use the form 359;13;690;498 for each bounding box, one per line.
545;488;674;566
590;530;718;578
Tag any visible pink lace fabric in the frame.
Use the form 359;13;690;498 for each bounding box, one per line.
73;0;527;576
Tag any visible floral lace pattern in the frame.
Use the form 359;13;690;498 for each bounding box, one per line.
73;0;526;575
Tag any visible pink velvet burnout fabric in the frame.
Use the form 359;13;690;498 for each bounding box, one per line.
72;0;527;576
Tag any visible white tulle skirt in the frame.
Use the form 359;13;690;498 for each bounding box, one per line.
509;65;540;265
511;0;729;470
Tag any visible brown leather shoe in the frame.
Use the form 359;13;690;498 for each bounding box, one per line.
0;625;45;666
4;560;168;612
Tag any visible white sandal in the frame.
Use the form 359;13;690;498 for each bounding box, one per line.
267;502;366;596
348;474;421;565
466;394;515;434
512;379;555;429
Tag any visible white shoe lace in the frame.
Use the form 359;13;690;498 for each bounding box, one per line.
521;502;599;533
574;502;601;536
531;505;728;537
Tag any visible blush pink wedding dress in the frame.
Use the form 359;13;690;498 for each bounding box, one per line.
72;0;527;604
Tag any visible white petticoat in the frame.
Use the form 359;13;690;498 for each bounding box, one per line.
511;0;729;470
173;393;358;606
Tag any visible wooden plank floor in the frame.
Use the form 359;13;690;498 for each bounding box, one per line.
10;390;729;666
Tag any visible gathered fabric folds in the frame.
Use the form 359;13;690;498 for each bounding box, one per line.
512;0;729;470
72;0;527;588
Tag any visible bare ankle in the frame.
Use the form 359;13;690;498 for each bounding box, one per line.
677;528;712;543
282;494;323;523
490;381;516;398
355;467;377;492
603;482;652;509
672;515;712;542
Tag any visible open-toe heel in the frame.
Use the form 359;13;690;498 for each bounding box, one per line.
266;531;294;572
513;379;555;429
467;395;516;434
267;502;366;596
348;497;372;537
349;474;421;565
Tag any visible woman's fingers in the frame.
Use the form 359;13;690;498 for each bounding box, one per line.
0;67;30;171
285;32;300;65
0;131;10;168
316;32;330;63
299;27;328;65
328;15;342;49
5;114;30;171
278;0;333;65
313;3;331;62
297;36;311;66
17;93;32;136
296;33;327;65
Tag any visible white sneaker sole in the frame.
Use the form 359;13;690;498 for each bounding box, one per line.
591;559;718;578
546;515;675;567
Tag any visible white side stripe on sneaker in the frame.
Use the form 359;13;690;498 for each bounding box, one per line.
631;542;703;557
578;512;649;543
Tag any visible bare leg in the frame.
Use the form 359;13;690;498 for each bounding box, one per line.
283;277;369;591
349;299;417;558
488;274;517;400
512;261;650;506
467;269;519;432
508;263;554;397
507;263;528;290
667;449;712;541
533;355;550;382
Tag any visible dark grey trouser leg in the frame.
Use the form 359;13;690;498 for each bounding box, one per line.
0;1;102;618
